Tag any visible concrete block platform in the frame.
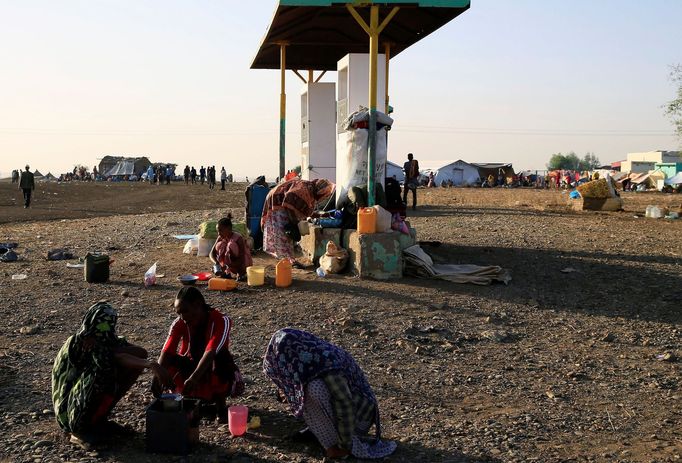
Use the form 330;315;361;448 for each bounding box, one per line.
343;228;417;280
299;226;342;266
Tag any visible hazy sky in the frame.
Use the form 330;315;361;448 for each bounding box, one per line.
1;0;680;179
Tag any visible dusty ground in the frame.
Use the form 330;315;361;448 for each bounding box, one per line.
0;181;681;463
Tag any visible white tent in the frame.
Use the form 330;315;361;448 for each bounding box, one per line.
434;160;480;186
665;172;682;185
386;160;404;182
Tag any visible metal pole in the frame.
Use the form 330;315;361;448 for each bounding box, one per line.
279;44;287;181
367;5;379;206
384;43;391;114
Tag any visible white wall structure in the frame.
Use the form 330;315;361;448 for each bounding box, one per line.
434;160;480;186
621;150;682;173
301;82;337;181
336;53;386;133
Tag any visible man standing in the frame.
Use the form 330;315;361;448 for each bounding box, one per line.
19;165;35;208
184;165;190;185
220;167;227;190
402;153;419;210
200;166;206;185
165;165;173;185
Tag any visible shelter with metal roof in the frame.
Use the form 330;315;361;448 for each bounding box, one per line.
252;1;470;204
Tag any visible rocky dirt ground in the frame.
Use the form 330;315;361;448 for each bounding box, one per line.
0;182;681;463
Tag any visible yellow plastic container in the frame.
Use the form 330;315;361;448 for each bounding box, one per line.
246;266;265;286
357;207;377;234
208;278;237;291
275;259;292;288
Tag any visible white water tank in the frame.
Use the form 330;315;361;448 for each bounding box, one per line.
301;82;336;181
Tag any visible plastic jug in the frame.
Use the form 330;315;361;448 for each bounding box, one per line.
208;278;237;291
357;207;377;234
373;205;392;232
649;206;664;219
275;259;292;288
197;238;215;257
246;266;265;286
228;405;248;437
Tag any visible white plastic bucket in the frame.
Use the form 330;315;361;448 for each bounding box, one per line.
197;238;215;257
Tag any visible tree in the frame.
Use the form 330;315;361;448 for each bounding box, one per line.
547;152;580;170
582;152;601;170
547;152;600;171
665;64;682;143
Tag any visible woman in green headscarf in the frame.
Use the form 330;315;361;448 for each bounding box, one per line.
52;302;173;448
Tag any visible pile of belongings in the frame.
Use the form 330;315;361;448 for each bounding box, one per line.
318;242;349;274
0;243;18;262
199;221;219;240
576;175;619;199
403;245;511;286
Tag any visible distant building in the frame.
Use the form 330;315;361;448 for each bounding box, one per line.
655;162;682;178
620;150;681;174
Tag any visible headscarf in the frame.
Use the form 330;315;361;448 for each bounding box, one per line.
261;179;334;227
263;329;379;429
52;302;126;432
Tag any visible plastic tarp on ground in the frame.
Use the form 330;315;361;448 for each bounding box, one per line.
434;160;480;186
403;245;511;286
665;172;682;185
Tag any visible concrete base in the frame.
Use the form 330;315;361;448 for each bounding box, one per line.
343;228;417;280
571;197;623;211
299;226;342;266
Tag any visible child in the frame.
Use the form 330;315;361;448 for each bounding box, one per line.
209;214;252;280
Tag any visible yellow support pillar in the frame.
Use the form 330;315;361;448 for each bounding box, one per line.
347;5;399;206
384;43;391;114
279;44;287;181
367;5;379;206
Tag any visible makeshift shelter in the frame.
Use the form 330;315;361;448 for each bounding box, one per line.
472;163;515;183
99;156;151;177
251;0;471;201
386;160;404;182
103;157;151;178
630;169;666;189
41;172;57;182
434;160;479;186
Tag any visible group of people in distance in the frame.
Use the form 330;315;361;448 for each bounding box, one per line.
180;165;230;190
52;292;395;459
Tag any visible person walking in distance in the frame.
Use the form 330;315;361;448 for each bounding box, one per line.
19;165;36;208
402;153;419;210
220;167;227;191
184;165;190;185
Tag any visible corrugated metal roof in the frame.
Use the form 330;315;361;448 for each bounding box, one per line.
251;1;470;70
